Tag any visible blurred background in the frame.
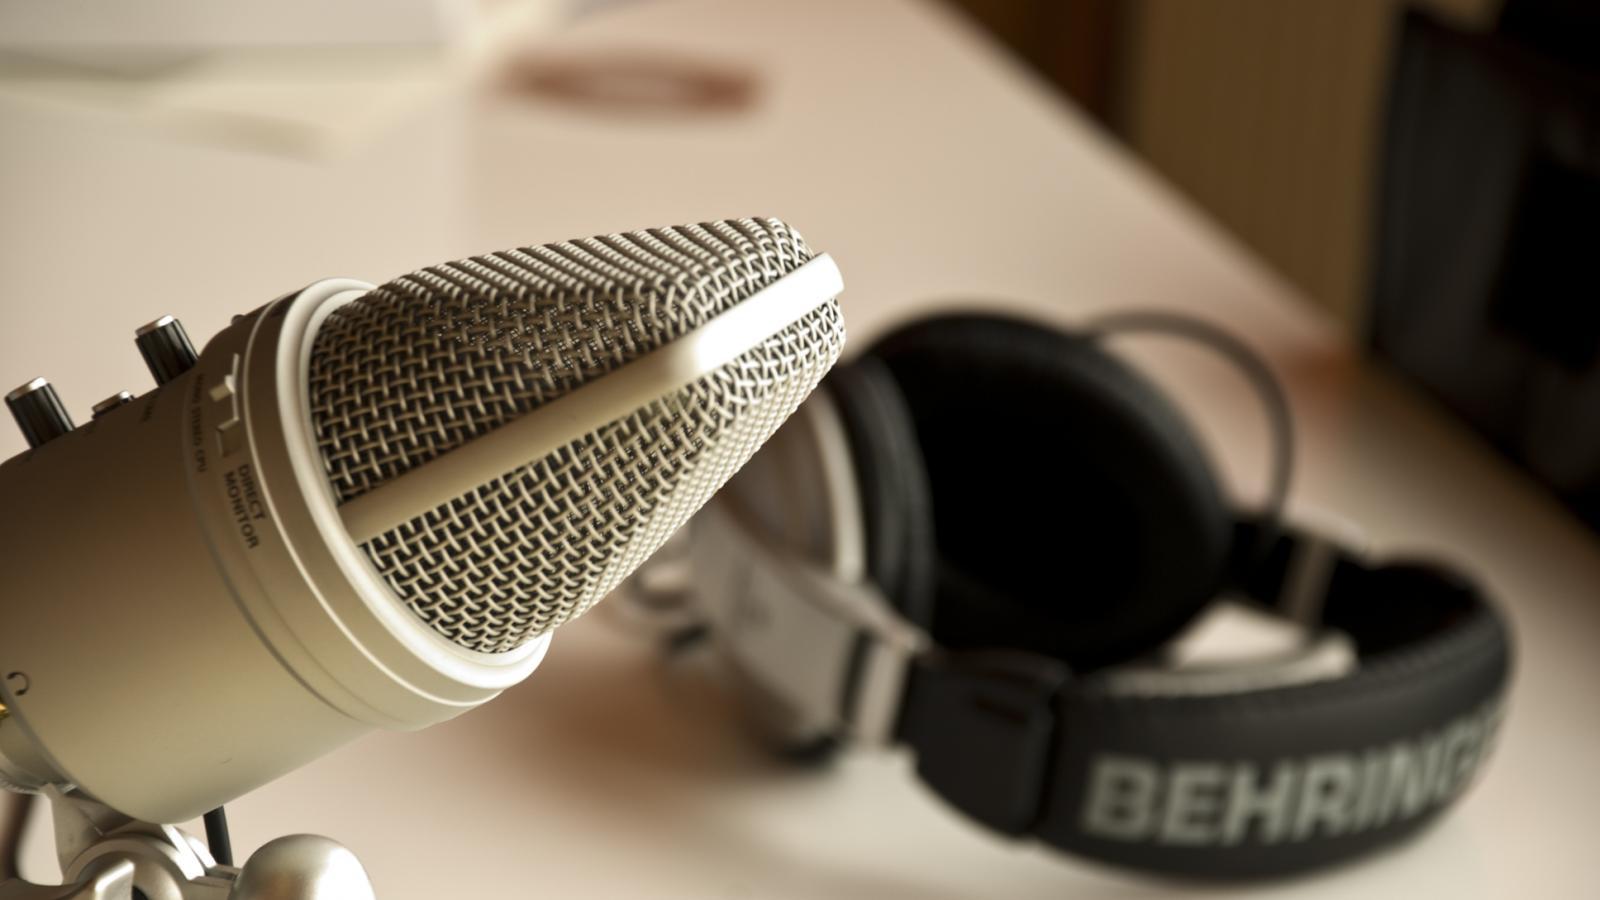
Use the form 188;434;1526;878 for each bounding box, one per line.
951;0;1497;329
952;0;1600;529
3;0;1595;523
7;0;1591;523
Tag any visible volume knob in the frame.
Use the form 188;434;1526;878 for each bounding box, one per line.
6;378;75;448
135;316;199;385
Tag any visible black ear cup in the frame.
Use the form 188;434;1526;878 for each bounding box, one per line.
866;314;1233;671
824;358;938;627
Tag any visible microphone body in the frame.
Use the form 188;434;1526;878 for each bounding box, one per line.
0;219;844;824
0;280;547;823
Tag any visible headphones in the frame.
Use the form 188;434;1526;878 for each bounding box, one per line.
627;313;1512;879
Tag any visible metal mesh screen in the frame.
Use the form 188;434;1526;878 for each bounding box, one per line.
306;219;843;652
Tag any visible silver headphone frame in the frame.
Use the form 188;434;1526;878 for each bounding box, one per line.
683;390;926;747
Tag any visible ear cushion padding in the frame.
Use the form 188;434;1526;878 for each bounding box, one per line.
866;314;1233;671
825;358;938;627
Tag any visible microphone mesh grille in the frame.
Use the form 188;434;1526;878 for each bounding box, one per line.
307;219;843;653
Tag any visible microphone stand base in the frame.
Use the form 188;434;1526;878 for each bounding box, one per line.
0;788;375;900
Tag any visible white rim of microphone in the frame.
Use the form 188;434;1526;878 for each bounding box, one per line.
268;279;549;698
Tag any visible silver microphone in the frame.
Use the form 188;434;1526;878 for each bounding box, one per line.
0;218;845;824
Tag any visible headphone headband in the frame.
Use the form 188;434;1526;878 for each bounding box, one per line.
896;523;1511;878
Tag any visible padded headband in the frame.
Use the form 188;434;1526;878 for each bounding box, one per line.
895;522;1512;878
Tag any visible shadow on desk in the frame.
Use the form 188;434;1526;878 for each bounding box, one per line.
450;623;1391;899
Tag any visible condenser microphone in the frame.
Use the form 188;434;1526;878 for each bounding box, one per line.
0;218;845;825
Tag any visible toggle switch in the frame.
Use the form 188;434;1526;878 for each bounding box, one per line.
91;391;135;419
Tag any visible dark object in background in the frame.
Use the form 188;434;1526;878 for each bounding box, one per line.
1371;2;1600;529
1497;0;1600;73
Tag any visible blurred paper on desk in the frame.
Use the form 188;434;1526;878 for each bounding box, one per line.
0;0;524;48
0;0;621;156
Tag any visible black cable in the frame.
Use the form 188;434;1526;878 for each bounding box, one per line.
203;806;233;867
1083;310;1297;536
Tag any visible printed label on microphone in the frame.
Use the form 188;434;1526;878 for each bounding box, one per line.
225;463;268;550
189;377;208;474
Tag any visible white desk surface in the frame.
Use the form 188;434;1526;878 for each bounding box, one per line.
2;0;1596;896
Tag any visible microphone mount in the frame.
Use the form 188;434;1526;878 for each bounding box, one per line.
0;788;375;900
